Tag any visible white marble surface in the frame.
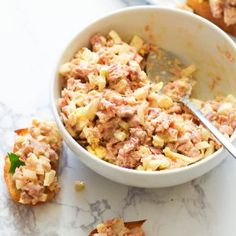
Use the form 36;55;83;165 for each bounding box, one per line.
1;0;236;235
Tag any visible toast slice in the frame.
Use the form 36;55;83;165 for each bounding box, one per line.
4;155;56;204
89;219;146;236
4;120;61;205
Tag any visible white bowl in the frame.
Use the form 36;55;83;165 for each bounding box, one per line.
51;6;236;188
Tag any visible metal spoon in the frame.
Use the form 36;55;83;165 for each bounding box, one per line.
146;49;236;159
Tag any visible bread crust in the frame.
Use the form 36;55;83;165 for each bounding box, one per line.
4;156;21;202
187;0;236;36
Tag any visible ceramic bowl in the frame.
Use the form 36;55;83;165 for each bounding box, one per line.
51;6;236;188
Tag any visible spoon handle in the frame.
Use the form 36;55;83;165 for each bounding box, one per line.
181;97;236;159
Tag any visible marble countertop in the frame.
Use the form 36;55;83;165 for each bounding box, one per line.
1;0;236;235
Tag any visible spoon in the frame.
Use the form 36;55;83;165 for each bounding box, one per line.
146;49;236;159
88;219;146;236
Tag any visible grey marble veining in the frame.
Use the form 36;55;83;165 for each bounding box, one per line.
1;0;236;235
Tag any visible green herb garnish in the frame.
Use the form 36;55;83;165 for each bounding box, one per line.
8;152;25;174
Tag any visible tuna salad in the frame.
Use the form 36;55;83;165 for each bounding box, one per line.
90;218;145;236
5;119;62;205
58;30;236;171
209;0;236;26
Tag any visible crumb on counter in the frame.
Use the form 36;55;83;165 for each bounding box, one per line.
74;180;85;191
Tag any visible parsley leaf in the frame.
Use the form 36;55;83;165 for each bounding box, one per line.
8;152;25;174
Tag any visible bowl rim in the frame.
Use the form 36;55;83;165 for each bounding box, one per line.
51;5;236;177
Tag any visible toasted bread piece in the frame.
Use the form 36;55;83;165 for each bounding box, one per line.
4;122;61;205
4;156;56;205
187;0;236;36
89;219;146;236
